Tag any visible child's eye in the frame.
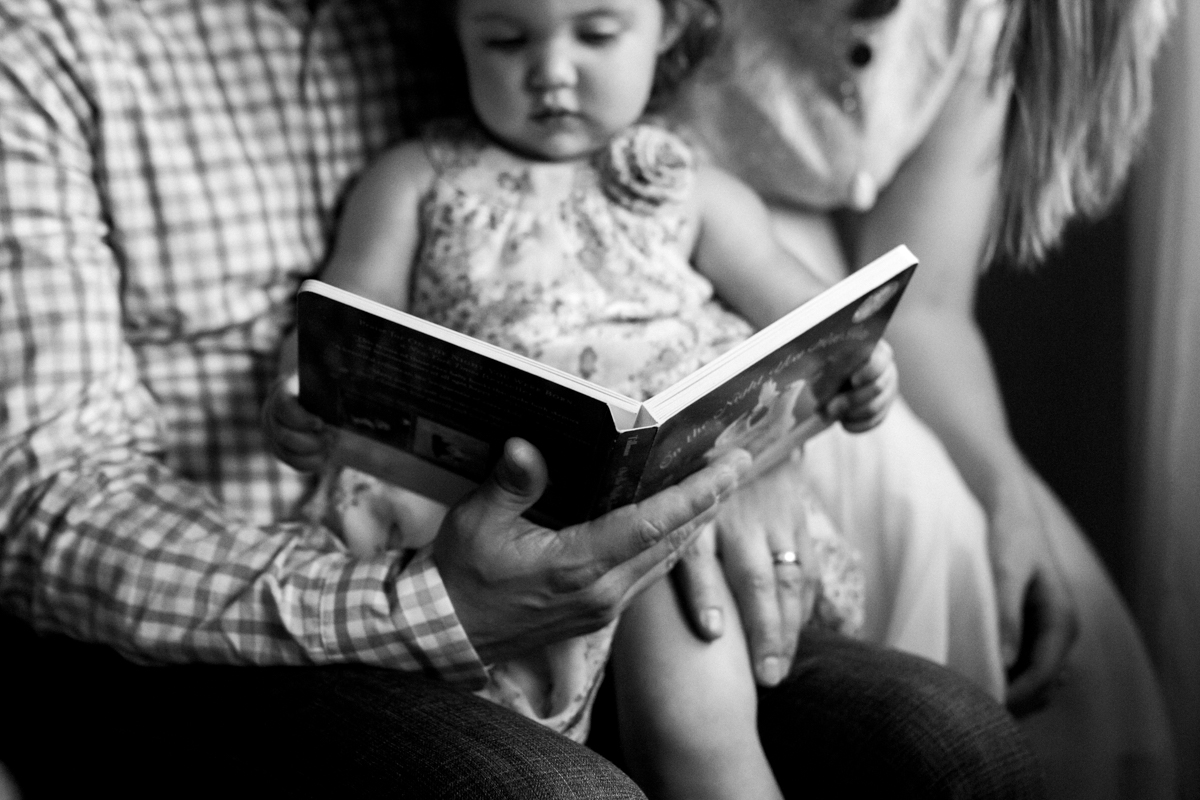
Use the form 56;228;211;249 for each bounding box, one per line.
578;29;616;44
576;21;622;46
483;34;528;51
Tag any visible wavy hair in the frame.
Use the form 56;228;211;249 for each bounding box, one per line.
648;0;723;110
990;0;1174;267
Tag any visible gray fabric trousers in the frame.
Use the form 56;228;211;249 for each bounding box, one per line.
0;615;1043;799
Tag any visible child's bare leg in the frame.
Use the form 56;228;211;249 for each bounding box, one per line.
612;545;783;800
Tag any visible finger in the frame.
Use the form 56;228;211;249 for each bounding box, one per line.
271;428;329;458
819;385;884;426
769;516;810;669
994;570;1026;670
590;449;751;572
772;558;805;671
271;444;329;473
849;339;894;388
721;524;786;686
672;524;726;640
1006;574;1080;715
839;398;892;433
274;392;326;431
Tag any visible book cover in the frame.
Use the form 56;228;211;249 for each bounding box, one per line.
297;245;917;527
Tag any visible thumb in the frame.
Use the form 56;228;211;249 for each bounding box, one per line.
468;437;549;521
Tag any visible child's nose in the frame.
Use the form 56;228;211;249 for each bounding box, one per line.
527;41;576;91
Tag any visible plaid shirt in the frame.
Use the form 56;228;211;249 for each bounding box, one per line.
0;0;486;684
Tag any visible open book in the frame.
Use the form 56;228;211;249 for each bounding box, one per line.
297;245;917;528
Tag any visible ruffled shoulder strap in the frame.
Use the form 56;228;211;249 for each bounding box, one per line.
420;118;492;179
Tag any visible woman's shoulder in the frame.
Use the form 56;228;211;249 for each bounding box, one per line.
665;0;1006;212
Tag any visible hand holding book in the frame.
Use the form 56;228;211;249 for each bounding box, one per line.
434;438;752;664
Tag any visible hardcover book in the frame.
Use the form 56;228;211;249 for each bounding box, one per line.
297;245;918;528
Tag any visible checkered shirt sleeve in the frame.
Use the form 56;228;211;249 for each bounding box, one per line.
0;0;486;685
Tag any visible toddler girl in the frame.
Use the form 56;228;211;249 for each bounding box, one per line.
265;0;897;797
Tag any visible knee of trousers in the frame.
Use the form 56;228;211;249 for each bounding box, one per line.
759;633;1046;800
260;668;649;800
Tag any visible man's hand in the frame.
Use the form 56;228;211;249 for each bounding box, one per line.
433;438;751;664
990;469;1080;715
672;454;819;686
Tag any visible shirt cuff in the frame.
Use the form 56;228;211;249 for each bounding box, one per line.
317;545;488;688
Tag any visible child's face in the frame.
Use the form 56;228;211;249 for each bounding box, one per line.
456;0;674;161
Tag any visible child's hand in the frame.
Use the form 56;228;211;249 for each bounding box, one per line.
263;373;331;472
822;339;898;433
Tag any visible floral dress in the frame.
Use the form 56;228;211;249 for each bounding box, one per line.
315;120;863;742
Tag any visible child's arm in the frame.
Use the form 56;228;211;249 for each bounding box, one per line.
263;142;436;472
318;141;436;309
689;166;898;433
688;165;826;329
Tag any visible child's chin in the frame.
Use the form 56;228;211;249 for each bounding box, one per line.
516;132;603;163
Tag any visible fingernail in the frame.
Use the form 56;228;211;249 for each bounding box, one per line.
701;607;724;638
759;656;783;686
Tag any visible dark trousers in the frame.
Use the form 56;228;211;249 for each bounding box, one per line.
0;614;1043;799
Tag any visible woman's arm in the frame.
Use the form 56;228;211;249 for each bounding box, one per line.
847;54;1078;712
681;168;896;686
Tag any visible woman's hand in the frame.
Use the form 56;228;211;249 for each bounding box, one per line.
262;372;332;473
988;468;1081;714
672;455;820;686
434;438;752;665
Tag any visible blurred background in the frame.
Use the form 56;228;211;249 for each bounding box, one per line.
977;4;1198;794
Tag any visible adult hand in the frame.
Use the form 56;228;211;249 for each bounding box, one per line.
672;454;819;686
434;438;751;665
989;468;1080;715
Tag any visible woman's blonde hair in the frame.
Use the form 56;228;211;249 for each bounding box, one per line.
990;0;1174;267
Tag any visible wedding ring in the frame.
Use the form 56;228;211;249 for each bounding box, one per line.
772;550;799;566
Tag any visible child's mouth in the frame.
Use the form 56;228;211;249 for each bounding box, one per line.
532;107;576;122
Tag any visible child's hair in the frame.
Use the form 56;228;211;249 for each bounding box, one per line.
989;0;1174;268
648;0;722;110
422;0;723;113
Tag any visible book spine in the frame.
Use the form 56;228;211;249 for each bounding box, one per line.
593;427;658;516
